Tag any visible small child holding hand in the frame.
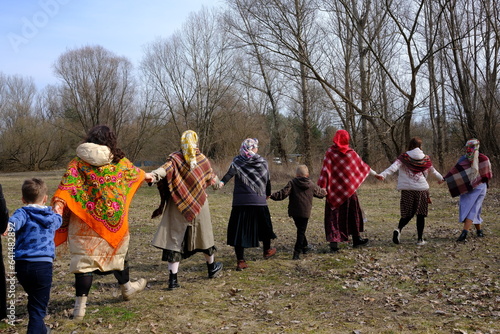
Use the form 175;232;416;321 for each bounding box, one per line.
270;165;326;260
9;178;62;334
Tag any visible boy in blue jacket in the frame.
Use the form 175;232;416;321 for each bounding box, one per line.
9;178;62;334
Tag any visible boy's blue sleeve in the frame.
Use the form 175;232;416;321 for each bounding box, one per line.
8;208;26;231
53;212;63;230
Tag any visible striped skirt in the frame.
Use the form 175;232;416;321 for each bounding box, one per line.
400;190;430;218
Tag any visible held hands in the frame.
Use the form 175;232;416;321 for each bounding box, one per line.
375;174;385;181
438;178;445;185
144;173;154;183
213;181;224;190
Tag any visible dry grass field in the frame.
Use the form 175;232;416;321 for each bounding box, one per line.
0;169;499;334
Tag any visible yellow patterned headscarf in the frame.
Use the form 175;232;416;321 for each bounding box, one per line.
181;130;198;170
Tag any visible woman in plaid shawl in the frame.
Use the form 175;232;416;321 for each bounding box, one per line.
377;137;444;246
217;138;277;271
444;139;492;241
149;130;222;290
318;130;378;252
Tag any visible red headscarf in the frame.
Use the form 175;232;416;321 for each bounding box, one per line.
333;129;351;154
318;130;371;209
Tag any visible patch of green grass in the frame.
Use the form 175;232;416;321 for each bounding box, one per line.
88;305;137;321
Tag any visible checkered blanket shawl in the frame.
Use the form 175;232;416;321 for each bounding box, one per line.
444;153;492;197
318;146;371;209
162;151;215;221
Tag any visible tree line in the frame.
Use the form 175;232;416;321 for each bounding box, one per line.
0;0;498;174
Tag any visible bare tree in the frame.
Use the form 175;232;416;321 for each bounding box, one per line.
118;83;165;162
0;73;36;130
225;0;320;169
0;74;69;170
141;7;239;155
424;0;448;170
441;0;500;157
53;45;136;136
224;1;289;163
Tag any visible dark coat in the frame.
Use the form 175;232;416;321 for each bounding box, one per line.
270;177;326;218
0;185;9;319
221;164;271;206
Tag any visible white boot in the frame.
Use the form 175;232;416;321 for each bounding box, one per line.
121;278;147;301
73;296;87;321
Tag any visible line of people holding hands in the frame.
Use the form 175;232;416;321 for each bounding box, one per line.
0;126;492;333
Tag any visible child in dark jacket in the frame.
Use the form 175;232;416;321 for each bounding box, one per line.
9;178;62;334
270;165;326;260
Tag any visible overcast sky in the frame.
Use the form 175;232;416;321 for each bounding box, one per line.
0;0;223;89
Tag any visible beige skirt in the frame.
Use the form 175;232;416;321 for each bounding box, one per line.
68;213;129;273
151;200;214;252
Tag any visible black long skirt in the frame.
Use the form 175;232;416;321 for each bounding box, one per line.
227;206;276;248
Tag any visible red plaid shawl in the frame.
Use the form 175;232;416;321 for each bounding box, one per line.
444;153;492;197
397;153;432;173
161;150;215;221
318;146;371;209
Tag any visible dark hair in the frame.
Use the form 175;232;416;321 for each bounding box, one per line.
84;125;125;163
407;137;422;151
22;178;47;204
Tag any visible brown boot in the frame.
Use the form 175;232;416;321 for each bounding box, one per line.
263;248;276;259
236;260;248;271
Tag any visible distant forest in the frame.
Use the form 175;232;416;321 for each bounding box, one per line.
0;0;498;175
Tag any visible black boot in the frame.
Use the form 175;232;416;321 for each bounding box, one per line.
168;271;180;290
329;242;339;253
457;230;468;242
302;246;311;254
207;261;223;278
353;236;369;248
292;251;300;260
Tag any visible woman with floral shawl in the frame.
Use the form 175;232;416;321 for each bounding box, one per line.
444;139;492;241
52;125;149;321
218;138;277;271
377;137;444;246
318;130;377;252
148;130;222;290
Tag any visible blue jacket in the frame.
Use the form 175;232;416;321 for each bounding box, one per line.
9;205;62;262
